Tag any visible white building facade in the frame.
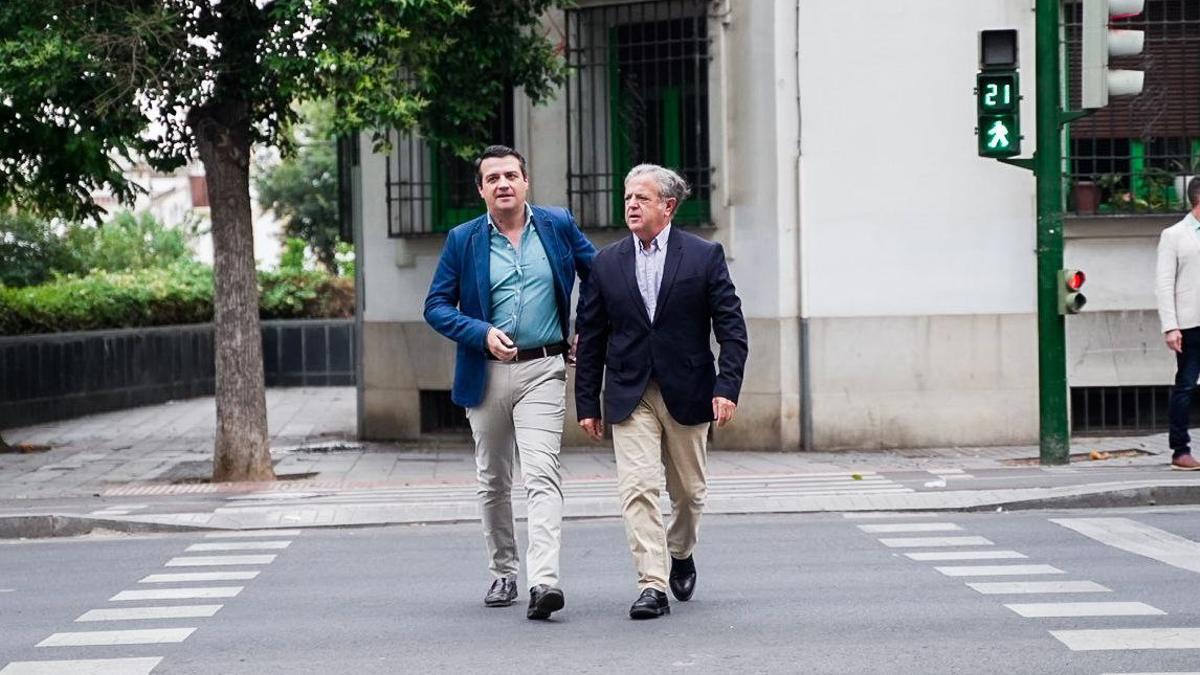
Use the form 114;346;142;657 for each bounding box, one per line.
348;0;1192;450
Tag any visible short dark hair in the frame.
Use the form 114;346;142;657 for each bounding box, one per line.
1189;175;1200;209
474;145;527;188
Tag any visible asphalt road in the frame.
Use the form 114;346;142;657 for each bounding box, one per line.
3;507;1200;674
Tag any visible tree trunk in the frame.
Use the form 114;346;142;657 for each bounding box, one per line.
193;100;275;483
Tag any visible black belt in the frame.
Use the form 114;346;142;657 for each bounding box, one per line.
487;341;569;362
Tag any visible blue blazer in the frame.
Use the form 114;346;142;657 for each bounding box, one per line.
574;228;748;426
424;205;596;409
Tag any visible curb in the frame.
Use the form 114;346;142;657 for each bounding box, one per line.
0;514;206;540
3;481;1199;539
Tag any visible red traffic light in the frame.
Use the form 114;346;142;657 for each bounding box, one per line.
1065;270;1085;291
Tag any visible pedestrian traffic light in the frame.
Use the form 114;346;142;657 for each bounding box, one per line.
1082;0;1145;109
1059;269;1087;315
976;29;1021;158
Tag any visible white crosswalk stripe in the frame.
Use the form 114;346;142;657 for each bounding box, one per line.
37;628;195;647
905;550;1027;561
1004;602;1164;618
165;555;276;567
934;564;1063;577
857;523;963;533
185;541;291;552
966;581;1111;595
878;536;993;548
1051;628;1200;651
0;657;163;674
110;587;242;602
77;606;223;622
139;571;258;584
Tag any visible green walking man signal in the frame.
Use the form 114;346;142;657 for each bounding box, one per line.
976;30;1021;158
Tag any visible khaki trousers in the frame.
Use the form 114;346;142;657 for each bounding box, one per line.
612;380;709;592
465;356;566;588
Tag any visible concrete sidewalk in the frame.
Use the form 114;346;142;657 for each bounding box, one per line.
2;387;1198;536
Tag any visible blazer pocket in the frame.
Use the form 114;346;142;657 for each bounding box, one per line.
686;353;713;367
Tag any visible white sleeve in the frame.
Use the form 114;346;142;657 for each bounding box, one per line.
1156;228;1179;333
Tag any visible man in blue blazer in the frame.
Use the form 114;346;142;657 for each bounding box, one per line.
424;145;595;620
575;164;748;619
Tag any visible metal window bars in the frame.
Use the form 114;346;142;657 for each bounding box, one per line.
565;0;714;228
1064;0;1200;215
385;90;515;237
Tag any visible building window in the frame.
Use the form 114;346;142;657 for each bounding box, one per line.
565;0;713;228
385;89;515;237
1065;0;1200;215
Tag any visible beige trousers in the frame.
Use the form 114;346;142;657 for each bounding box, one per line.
612;380;710;592
466;356;566;588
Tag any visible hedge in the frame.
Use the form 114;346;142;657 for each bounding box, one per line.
0;263;354;335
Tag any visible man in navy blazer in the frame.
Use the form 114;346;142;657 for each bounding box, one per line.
424;145;595;620
575;164;747;619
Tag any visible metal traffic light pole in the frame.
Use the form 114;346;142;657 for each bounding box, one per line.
1034;0;1071;465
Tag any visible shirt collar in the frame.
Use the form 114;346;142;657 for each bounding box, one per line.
1189;212;1200;232
487;204;533;234
634;223;672;252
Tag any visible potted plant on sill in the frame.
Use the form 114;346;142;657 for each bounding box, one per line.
1072;175;1102;215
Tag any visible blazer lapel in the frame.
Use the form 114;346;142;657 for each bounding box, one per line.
471;217;491;323
620;237;652;326
652;234;684;326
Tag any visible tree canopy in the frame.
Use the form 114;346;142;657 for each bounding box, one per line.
0;0;567;220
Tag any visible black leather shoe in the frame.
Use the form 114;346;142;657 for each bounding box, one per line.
527;584;565;620
669;555;697;602
628;588;670;619
484;577;517;607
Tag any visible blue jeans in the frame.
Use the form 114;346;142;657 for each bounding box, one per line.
1168;327;1200;458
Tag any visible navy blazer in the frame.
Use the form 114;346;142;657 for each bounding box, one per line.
424;205;596;409
574;228;748;426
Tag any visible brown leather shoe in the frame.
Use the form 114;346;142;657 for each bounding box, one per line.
1171;454;1200;471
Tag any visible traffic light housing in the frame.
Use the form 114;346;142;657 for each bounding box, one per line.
1059;269;1087;315
1082;0;1145;109
977;30;1021;158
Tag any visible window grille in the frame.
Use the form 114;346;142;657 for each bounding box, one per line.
565;0;713;228
1064;0;1200;215
1070;385;1199;434
385;89;515;237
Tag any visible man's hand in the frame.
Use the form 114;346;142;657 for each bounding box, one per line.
567;334;578;367
712;397;737;428
487;327;518;361
579;418;604;442
1166;329;1184;354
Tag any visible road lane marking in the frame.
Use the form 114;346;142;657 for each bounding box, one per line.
185;541;291;552
842;512;941;519
1051;628;1200;651
1004;602;1165;618
77;605;223;622
905;550;1027;561
37;628;195;647
0;657;163;674
165;555;276;567
139;571;259;583
934;564;1063;577
878;536;993;548
110;587;242;601
858;523;963;533
1051;517;1200;575
204;529;302;538
966;581;1110;594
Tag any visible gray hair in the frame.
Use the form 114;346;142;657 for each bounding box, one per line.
624;164;691;203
